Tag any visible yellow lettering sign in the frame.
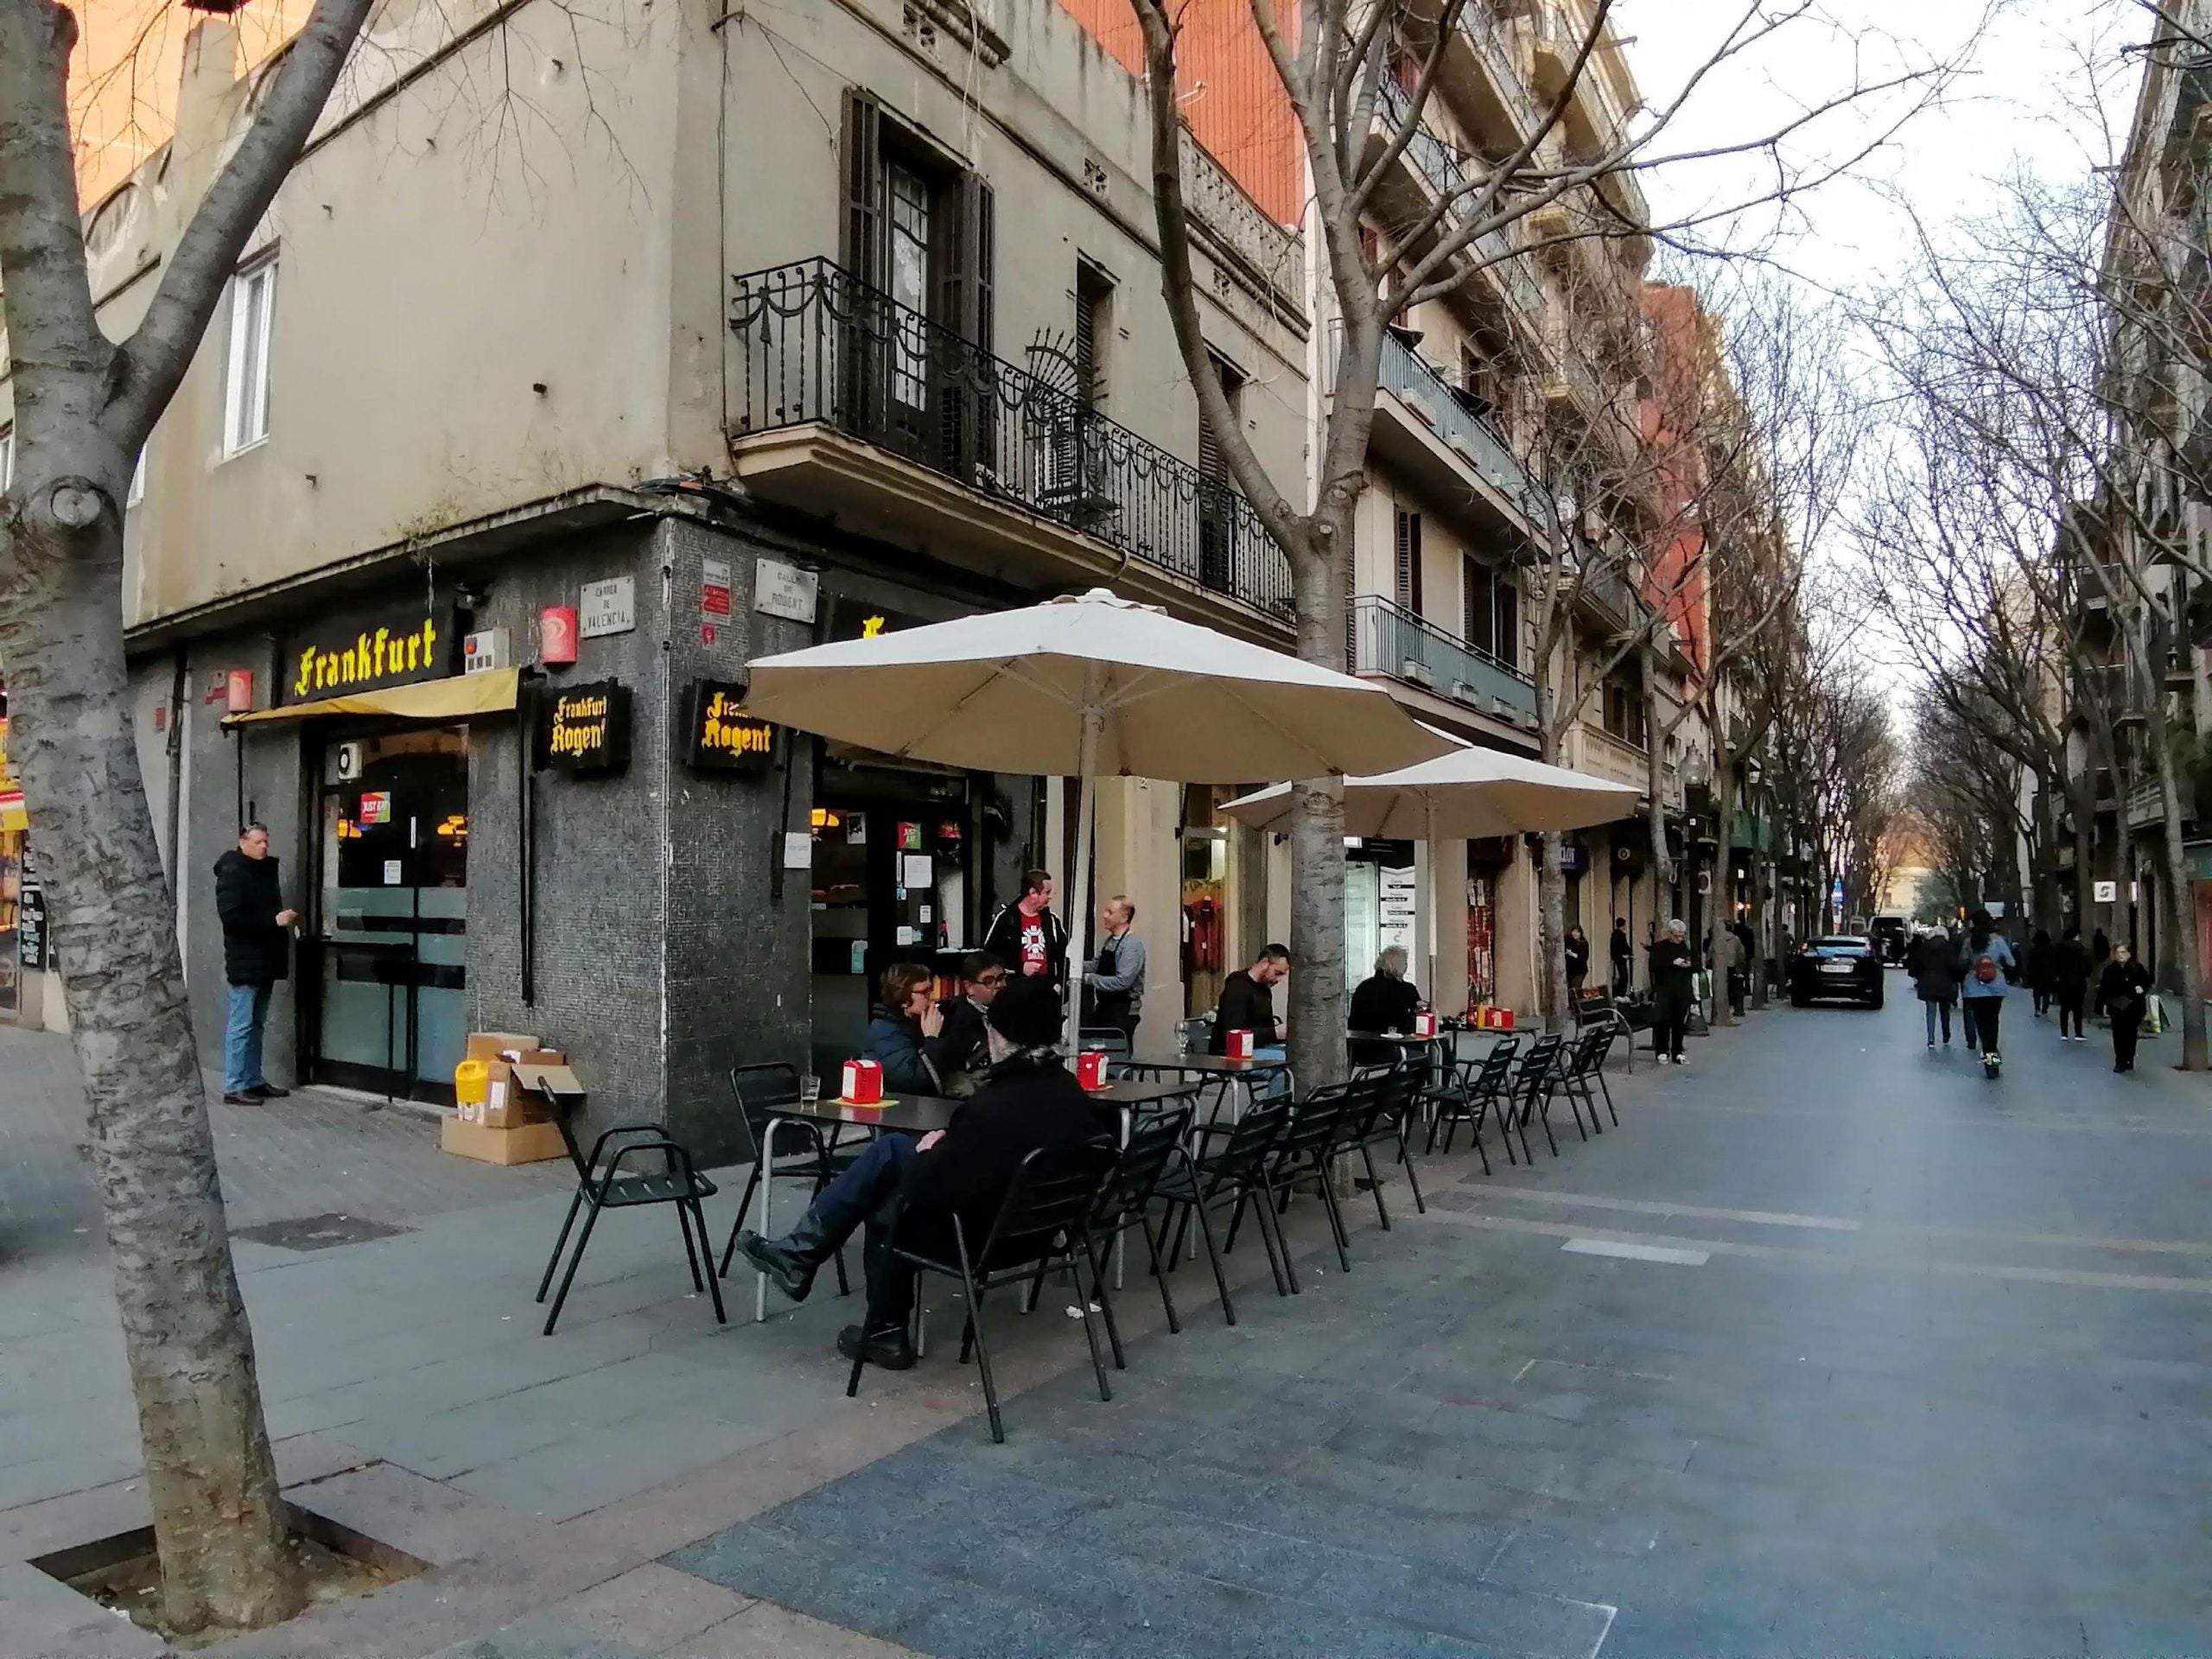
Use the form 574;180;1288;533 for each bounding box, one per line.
291;618;440;700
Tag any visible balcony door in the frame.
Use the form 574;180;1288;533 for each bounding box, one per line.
841;90;995;479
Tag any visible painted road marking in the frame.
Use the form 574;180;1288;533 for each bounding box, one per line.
1562;1237;1713;1266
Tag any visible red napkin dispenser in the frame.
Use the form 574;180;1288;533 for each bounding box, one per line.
1414;1011;1438;1039
1226;1029;1255;1059
1077;1051;1108;1089
841;1058;883;1104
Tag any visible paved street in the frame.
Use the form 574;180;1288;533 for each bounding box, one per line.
4;983;2210;1656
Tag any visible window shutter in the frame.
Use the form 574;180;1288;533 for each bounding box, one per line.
1497;579;1520;668
1395;510;1423;613
841;89;886;283
1464;556;1492;653
941;172;995;349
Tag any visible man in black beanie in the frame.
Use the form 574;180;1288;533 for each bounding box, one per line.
734;975;1114;1369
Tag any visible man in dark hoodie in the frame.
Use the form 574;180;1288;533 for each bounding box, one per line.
734;976;1113;1370
213;823;297;1103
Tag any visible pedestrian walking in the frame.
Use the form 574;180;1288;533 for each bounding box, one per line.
1718;923;1748;1018
1646;918;1695;1065
1956;910;2017;1077
1564;924;1592;1003
2098;944;2155;1073
1610;918;1632;995
2051;925;2092;1042
213;823;298;1103
1910;925;1959;1049
2025;927;2053;1016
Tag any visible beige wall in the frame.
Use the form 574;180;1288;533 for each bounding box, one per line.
67;0;1310;631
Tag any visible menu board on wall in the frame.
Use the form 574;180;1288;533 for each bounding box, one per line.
18;849;47;972
1377;861;1418;958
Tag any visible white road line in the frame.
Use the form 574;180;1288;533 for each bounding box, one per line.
1562;1237;1713;1267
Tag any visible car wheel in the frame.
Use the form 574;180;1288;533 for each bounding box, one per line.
1868;991;1884;1009
1791;990;1809;1008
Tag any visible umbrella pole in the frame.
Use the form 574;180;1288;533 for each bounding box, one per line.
1423;795;1439;1002
1065;696;1103;1048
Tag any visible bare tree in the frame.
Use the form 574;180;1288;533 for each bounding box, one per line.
0;0;386;1632
1120;0;1976;1077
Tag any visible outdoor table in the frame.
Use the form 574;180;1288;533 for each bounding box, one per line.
1122;1052;1293;1125
746;1080;1200;1319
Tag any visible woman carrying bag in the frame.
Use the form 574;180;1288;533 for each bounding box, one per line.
1911;925;1960;1049
1956;911;2016;1078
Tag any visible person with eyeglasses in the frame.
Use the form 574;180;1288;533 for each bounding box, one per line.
929;950;1007;1096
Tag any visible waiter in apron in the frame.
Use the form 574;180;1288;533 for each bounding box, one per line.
1082;894;1147;1047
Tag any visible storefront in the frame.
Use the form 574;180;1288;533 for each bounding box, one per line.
224;593;518;1104
1345;838;1417;982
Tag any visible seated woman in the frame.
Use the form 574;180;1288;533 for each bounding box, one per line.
1349;946;1425;1068
734;976;1115;1369
865;963;944;1096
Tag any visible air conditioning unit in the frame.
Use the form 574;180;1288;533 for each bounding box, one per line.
334;742;364;782
462;627;511;674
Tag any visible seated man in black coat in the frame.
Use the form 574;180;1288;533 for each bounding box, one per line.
734;976;1115;1369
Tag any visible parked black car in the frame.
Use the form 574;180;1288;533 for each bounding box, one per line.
1789;935;1885;1008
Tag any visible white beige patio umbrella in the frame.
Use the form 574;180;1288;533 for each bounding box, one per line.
741;588;1451;1039
1217;741;1642;995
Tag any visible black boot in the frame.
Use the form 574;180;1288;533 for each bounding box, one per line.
734;1213;836;1304
837;1323;917;1370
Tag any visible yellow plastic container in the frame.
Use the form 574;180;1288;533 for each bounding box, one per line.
454;1058;490;1107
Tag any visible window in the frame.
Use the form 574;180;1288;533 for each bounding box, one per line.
1463;556;1495;654
1198;353;1246;593
1394;510;1424;613
223;256;276;454
1074;259;1114;410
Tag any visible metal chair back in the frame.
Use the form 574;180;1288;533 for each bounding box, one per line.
726;1061;802;1169
972;1139;1121;1272
1195;1096;1291;1194
1465;1036;1522;1100
1089;1106;1193;1232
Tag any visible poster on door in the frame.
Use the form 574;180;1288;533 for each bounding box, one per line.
1377;862;1418;959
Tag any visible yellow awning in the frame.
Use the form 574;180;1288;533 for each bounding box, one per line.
0;791;24;833
226;668;520;726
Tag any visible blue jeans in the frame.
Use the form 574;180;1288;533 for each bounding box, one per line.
224;982;273;1095
1923;999;1951;1044
1253;1045;1292;1102
805;1132;918;1248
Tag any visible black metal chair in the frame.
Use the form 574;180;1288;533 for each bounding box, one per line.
1508;1033;1569;1160
1074;1106;1220;1366
1329;1065;1427;1230
535;1092;723;1337
1156;1096;1292;1302
1426;1035;1520;1172
847;1140;1122;1443
1560;1020;1621;1133
1253;1083;1362;1286
714;1063;855;1296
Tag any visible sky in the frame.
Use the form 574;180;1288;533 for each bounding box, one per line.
1618;0;2144;291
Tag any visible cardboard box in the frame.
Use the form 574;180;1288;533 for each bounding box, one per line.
457;1048;567;1128
466;1030;543;1065
441;1116;567;1166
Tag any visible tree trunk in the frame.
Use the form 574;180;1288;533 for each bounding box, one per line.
1284;538;1350;1089
1707;725;1736;1028
1538;831;1568;1029
2148;711;2209;1070
0;490;300;1632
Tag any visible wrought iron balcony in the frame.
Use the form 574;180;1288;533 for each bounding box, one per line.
727;259;1293;616
1373;80;1548;321
1351;594;1537;726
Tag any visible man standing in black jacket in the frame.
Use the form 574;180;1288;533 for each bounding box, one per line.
982;868;1068;991
733;976;1113;1369
1209;944;1290;1055
213;823;297;1103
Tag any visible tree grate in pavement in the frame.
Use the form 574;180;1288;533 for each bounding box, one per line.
232;1212;415;1251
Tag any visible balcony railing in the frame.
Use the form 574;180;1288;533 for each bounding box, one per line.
1351;594;1537;725
1455;3;1533;136
1374;80;1548;321
1179;131;1300;284
1376;329;1549;525
728;259;1293;615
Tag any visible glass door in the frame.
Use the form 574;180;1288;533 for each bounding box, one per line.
309;726;470;1102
